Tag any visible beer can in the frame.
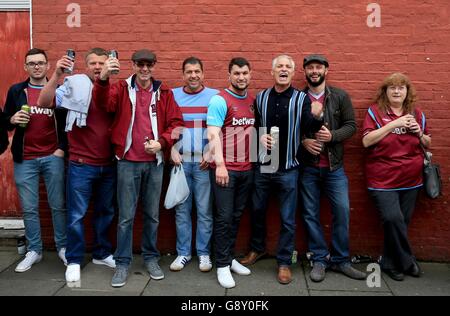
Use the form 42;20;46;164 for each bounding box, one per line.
270;126;279;148
64;49;76;74
19;105;30;128
109;50;119;75
17;235;26;255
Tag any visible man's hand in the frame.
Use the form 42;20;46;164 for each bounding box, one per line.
315;125;332;143
170;147;182;166
260;134;274;150
53;149;65;158
100;57;120;80
199;158;210;171
311;101;324;118
55;56;74;77
216;165;229;187
145;140;162;155
302;138;322;155
10;110;30;126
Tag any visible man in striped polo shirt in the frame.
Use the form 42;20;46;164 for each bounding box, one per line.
170;57;218;273
241;55;324;285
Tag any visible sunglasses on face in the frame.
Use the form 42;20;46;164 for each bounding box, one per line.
135;62;155;69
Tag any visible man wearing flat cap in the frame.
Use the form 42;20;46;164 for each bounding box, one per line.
95;49;184;287
299;54;366;282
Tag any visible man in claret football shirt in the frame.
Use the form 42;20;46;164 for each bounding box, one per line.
3;48;68;273
38;48;117;284
207;57;255;289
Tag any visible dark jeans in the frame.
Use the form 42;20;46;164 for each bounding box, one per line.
369;188;419;272
250;167;299;266
299;166;350;266
211;168;254;268
66;161;116;265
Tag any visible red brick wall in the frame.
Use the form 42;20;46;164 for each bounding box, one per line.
11;0;450;260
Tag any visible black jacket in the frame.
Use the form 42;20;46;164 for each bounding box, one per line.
301;85;356;171
0;108;9;155
3;78;68;163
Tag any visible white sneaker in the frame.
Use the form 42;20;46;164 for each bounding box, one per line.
170;255;192;271
58;248;67;266
92;255;116;268
15;251;42;273
217;266;235;289
231;259;251;275
65;264;80;282
199;255;213;272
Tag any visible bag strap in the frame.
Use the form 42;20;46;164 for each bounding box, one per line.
419;141;431;164
414;110;431;164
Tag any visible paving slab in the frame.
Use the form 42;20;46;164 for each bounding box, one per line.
383;262;450;296
0;279;64;296
0;251;66;281
227;259;308;296
0;250;20;273
304;263;390;293
57;256;150;296
143;255;225;296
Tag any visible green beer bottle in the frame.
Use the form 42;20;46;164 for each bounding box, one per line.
19;104;30;128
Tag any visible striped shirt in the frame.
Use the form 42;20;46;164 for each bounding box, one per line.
173;86;218;157
256;87;321;170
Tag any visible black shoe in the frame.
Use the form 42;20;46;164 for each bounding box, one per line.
383;268;405;281
406;261;422;278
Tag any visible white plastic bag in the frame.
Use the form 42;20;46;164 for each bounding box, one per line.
164;165;190;209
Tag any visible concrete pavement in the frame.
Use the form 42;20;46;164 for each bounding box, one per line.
0;247;449;296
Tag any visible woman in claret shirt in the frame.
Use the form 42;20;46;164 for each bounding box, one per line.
362;73;431;281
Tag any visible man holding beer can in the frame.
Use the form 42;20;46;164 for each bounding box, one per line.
241;55;323;285
38;48;117;284
3;48;68;272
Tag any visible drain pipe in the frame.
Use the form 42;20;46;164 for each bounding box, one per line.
29;0;33;48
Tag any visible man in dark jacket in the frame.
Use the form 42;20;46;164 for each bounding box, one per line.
3;48;68;273
95;49;184;288
299;54;366;282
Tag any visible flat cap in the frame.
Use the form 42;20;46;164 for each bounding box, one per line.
131;49;157;63
303;54;329;68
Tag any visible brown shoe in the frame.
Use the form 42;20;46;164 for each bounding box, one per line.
240;251;266;266
277;266;292;284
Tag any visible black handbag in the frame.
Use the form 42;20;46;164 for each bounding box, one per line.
420;144;442;199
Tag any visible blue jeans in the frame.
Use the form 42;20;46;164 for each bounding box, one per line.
175;162;213;256
115;160;164;267
14;155;67;253
299;166;350;266
66;161;116;265
251;167;299;266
